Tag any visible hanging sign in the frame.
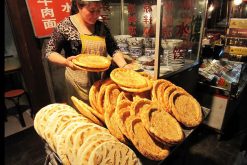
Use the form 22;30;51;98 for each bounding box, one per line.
25;0;71;38
128;3;137;36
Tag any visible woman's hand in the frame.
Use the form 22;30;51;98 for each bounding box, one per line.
122;63;134;69
65;56;78;70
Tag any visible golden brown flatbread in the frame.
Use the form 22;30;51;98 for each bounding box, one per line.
116;91;133;105
163;85;178;113
89;80;102;113
169;90;202;127
130;98;152;117
125;115;170;160
118;77;153;93
140;106;184;146
104;85;127;143
71;96;104;126
110;68;148;88
72;54;111;69
115;99;132;139
151;79;168;102
73;64;109;72
96;79;115;114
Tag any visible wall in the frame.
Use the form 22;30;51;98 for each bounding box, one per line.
4;7;17;57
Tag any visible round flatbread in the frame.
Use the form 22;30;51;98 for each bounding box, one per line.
110;68;148;88
169;90;202;127
118;77;152;93
130;98;152;117
72;54;111;69
71;96;104;126
140;106;184;146
89;80;102;113
115;99;132;139
88;141;141;165
125;115;170;161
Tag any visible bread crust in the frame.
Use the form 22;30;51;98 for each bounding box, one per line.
140;106;184;146
110;68;148;88
169;90;202;127
72;54;111;69
125;115;170;160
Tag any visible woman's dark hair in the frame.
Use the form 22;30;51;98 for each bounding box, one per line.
70;0;94;15
70;0;79;15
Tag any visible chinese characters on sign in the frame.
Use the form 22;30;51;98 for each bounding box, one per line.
26;0;71;38
162;0;195;40
143;1;154;37
128;3;137;36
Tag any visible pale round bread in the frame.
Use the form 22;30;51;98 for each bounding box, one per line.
88;141;141;165
36;104;75;138
130;98;152;117
43;111;79;151
125;115;170;160
72;54;111;69
34;104;61;137
56;121;87;165
169;90;202;127
76;139;114;165
71;96;104;126
110;68;148;88
55;115;93;144
140;106;184;146
65;123;107;165
115;99;132;139
72;129;112;164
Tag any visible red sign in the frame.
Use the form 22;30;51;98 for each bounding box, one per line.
25;0;71;38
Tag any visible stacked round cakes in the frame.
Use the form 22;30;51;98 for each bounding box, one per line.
34;68;203;163
34;103;141;165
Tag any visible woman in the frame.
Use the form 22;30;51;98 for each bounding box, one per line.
45;0;130;105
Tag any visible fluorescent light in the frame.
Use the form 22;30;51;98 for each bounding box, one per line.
234;0;242;5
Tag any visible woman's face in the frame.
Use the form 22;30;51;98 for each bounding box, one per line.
79;2;102;25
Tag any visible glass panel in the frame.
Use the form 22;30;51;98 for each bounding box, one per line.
109;0;157;75
159;0;207;77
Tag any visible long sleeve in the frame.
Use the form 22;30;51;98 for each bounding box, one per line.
45;26;65;58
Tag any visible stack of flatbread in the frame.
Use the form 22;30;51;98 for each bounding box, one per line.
34;103;141;165
80;68;203;161
151;79;202;127
72;54;111;72
110;68;153;92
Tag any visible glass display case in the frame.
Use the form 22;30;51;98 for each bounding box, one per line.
224;0;247;62
103;0;208;79
43;0;208;103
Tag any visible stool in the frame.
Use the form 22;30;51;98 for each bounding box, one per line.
4;89;34;127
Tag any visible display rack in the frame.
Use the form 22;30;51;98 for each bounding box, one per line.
197;63;247;139
224;1;247;62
